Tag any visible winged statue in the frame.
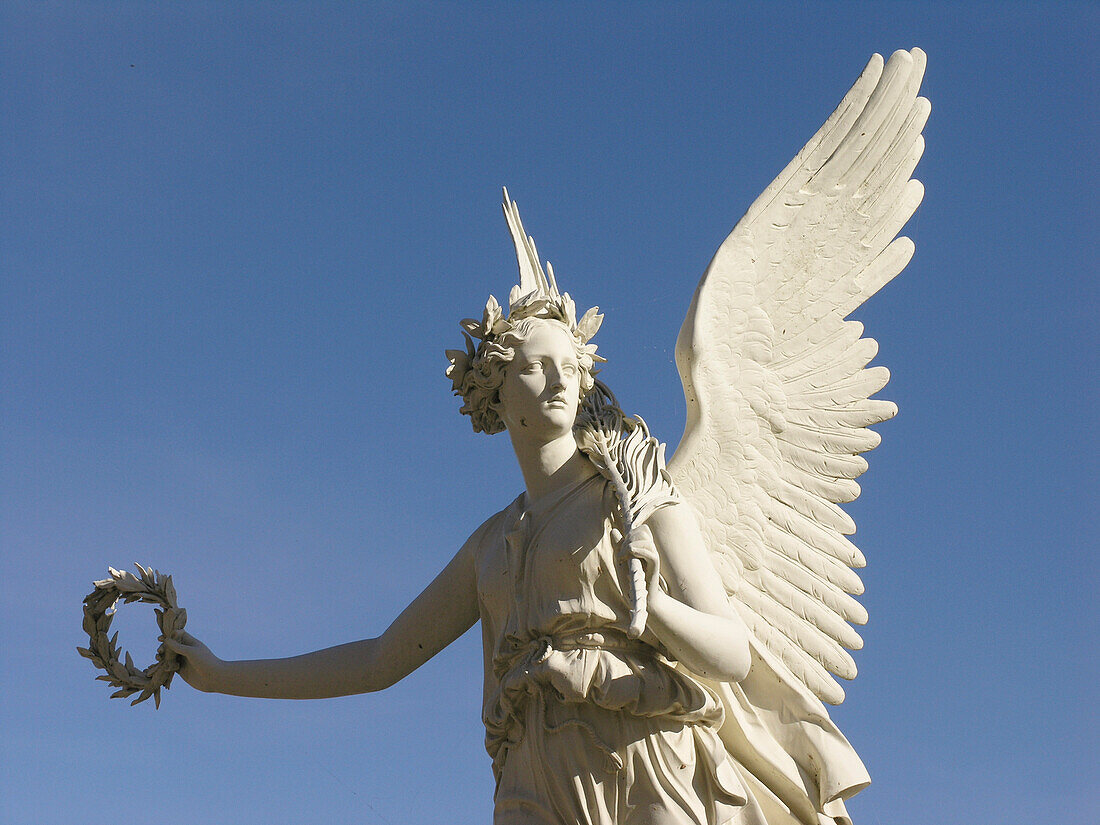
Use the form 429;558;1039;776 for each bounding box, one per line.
147;47;928;825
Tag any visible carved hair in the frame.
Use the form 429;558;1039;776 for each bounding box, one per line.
452;317;598;435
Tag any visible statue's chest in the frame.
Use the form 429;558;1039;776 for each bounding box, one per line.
476;483;614;628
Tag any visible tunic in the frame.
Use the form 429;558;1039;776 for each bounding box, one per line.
472;472;768;825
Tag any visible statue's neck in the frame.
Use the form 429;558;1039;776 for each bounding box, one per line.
509;431;595;507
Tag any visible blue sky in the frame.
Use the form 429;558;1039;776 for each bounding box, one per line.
2;3;1096;823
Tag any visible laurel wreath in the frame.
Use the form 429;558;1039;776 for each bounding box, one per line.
78;564;185;708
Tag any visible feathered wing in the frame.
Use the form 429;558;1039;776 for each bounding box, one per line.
669;49;928;706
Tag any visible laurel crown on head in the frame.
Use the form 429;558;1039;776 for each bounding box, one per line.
446;189;605;434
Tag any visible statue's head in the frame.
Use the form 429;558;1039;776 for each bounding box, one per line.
446;190;604;435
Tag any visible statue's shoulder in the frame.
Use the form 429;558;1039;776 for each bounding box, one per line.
460;492;523;559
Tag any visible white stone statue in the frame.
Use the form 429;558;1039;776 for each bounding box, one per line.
166;48;929;825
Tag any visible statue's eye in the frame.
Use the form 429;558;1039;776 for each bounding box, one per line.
521;362;543;375
562;363;578;377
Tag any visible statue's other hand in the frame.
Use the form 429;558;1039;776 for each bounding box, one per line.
163;631;224;693
615;523;662;598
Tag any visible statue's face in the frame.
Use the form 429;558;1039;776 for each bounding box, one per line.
497;321;582;439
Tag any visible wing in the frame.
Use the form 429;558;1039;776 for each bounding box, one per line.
668;49;928;705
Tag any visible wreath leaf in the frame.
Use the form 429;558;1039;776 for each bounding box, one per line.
79;563;186;709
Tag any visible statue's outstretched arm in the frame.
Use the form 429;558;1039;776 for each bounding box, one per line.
165;538;480;699
630;503;751;683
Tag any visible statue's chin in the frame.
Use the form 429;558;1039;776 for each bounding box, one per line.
506;411;577;443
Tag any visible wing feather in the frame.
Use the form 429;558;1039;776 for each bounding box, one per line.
671;49;926;702
778;334;879;383
737;584;856;686
732;600;848;706
767;528;867;596
778;439;869;481
758;572;865;652
858;104;928;202
765;550;868;624
777;419;882;455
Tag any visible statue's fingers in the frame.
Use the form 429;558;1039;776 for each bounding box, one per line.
626;534;659;567
164;631;199;652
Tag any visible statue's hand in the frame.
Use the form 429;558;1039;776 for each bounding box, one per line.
615;523;662;598
163;631;224;693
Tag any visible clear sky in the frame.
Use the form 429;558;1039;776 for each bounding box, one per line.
2;3;1096;824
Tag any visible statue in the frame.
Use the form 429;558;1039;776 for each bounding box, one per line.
162;48;929;824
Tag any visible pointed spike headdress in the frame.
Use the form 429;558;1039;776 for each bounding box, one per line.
445;189;605;434
497;186;604;343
